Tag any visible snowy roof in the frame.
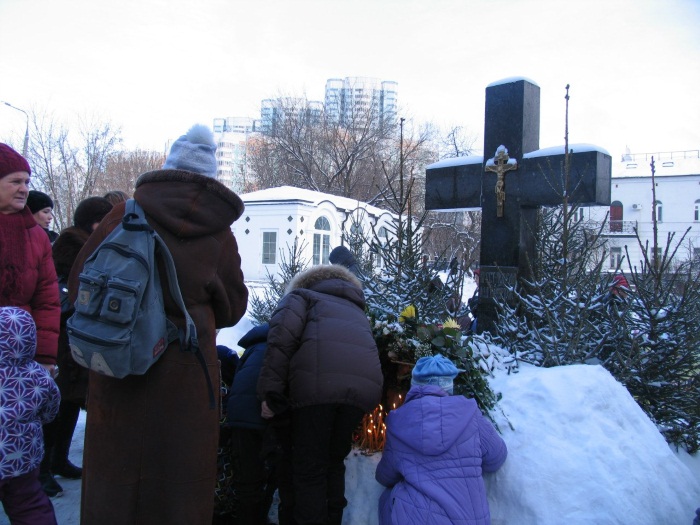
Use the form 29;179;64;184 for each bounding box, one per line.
522;143;610;159
486;76;539;88
613;150;700;178
427;144;609;170
240;185;393;218
427;155;484;170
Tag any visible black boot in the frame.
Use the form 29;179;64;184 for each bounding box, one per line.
51;457;83;479
51;401;82;479
40;453;64;497
39;472;64;498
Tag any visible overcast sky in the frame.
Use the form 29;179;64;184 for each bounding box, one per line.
1;0;698;161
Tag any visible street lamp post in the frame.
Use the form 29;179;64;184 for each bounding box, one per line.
1;100;29;157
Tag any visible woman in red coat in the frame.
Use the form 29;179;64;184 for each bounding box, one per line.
0;142;60;519
69;125;248;524
0;143;59;372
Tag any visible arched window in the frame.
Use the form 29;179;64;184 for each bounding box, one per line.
373;226;389;268
313;216;331;265
610;201;623;232
348;223;363;254
654;200;663;223
694;199;700;221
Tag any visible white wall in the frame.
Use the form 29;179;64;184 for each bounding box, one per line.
587;152;700;272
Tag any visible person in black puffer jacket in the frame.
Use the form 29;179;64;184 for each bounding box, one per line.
257;264;383;525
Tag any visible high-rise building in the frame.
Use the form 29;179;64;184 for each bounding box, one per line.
259;97;323;135
324;77;398;128
212;117;256;192
259;77;398;135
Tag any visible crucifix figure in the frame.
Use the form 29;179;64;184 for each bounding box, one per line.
485;145;517;217
425;78;611;334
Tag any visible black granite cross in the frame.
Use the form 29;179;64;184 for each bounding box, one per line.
425;78;612;334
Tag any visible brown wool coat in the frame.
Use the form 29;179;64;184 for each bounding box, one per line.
69;170;248;524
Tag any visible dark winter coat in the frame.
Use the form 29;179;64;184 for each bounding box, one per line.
375;385;507;525
257;264;383;414
52;225;91;402
43;227;59;244
226;323;270;430
0;207;60;365
68;169;248;524
0;307;60;480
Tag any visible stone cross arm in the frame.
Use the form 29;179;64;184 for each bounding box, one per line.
425;155;484;210
425;144;612;211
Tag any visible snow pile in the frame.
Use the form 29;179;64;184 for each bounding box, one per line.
485;364;700;525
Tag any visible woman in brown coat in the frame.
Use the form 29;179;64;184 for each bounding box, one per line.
69;125;248;524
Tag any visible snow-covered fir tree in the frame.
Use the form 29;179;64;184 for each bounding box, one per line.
603;157;700;452
492;175;613;366
247;237;309;325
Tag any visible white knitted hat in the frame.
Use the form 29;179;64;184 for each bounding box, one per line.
163;124;217;178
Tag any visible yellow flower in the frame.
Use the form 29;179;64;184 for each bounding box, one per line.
399;305;416;322
442;318;460;329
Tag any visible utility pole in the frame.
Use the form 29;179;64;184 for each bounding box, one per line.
1;101;29;156
398;117;405;272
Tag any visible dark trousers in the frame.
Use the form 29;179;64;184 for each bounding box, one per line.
290;404;364;525
230;427;276;525
42;400;81;472
271;420;295;525
0;467;57;525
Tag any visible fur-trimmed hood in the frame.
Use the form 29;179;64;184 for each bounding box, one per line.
285;264;363;295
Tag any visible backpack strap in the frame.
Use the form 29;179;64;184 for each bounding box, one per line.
124;199;216;409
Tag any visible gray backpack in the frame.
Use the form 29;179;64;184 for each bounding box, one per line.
67;199;214;406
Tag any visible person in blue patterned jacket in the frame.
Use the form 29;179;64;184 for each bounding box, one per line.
0;306;60;524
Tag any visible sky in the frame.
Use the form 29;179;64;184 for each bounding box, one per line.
7;306;699;524
1;0;699;162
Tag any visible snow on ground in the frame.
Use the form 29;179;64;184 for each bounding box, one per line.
4;306;700;525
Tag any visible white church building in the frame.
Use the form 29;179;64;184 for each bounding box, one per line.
587;149;700;273
234;186;396;281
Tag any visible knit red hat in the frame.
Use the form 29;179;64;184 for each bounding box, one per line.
0;143;31;179
612;274;629;289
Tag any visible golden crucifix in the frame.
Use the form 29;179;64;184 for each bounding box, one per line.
485;145;518;217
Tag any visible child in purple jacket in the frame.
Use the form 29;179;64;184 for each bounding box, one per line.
0;307;61;524
375;354;507;525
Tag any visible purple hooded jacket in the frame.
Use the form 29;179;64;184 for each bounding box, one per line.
375;385;507;525
0;307;60;480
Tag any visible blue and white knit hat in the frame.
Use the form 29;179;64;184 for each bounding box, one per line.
411;354;465;394
163;124;217;178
